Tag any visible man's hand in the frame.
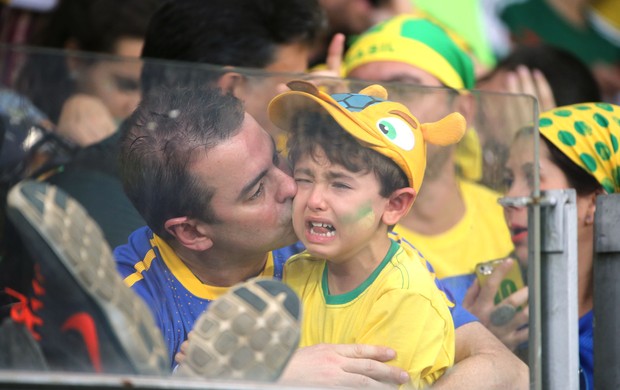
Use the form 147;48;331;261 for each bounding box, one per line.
280;343;410;388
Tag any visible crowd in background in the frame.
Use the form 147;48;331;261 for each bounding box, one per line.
0;0;618;389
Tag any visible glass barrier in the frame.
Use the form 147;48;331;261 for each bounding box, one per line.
0;44;540;388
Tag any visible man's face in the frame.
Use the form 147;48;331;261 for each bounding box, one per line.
237;42;309;144
347;61;454;122
190;113;298;255
78;37;144;121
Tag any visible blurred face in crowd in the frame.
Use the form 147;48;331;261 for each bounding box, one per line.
347;61;459;180
234;42;310;145
503;131;595;264
75;37;144;121
319;0;377;35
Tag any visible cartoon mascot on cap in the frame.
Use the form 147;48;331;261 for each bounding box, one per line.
269;80;466;196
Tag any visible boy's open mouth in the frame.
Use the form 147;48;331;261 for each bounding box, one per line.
308;221;336;237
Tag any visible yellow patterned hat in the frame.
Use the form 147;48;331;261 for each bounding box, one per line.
539;102;620;194
343;14;475;90
268;80;466;194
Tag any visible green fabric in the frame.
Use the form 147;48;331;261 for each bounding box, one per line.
399;19;476;89
345;15;476;90
500;0;620;66
414;0;497;67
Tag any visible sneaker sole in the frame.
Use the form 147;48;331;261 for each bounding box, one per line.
177;278;301;381
6;180;169;375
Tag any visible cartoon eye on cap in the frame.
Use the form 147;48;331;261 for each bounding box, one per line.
377;117;415;151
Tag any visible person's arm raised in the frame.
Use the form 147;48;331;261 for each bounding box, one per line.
431;322;528;390
279;343;410;388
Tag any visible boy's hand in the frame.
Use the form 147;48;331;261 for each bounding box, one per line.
174;331;193;365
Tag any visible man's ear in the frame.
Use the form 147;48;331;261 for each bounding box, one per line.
217;71;245;96
164;217;213;251
382;188;416;226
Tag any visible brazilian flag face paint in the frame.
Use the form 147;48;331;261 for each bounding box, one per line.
340;201;376;230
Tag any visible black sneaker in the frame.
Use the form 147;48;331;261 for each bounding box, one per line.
5;180;169;375
177;278;301;382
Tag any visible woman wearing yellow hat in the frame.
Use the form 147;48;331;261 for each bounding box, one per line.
464;102;620;390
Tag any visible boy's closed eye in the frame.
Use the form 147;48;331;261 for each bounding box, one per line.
332;182;352;190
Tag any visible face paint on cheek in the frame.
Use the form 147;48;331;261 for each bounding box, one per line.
340;202;376;230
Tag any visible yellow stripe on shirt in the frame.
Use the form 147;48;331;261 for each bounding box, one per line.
123;249;157;287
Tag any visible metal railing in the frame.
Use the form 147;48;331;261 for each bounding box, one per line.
593;193;620;390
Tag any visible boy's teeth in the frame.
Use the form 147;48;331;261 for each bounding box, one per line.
309;221;336;237
311;222;333;229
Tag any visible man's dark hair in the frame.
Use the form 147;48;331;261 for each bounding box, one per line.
119;86;245;240
479;43;602;106
140;0;325;92
287;111;408;198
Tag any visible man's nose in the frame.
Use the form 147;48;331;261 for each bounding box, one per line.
276;168;297;202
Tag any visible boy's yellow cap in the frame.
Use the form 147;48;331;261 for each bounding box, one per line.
269;80;466;194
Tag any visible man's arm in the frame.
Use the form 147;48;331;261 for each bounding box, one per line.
432;322;529;390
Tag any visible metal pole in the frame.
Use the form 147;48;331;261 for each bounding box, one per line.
530;102;542;390
593;193;620;389
538;189;580;390
527;196;542;390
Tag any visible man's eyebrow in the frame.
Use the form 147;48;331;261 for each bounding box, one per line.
385;74;423;85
